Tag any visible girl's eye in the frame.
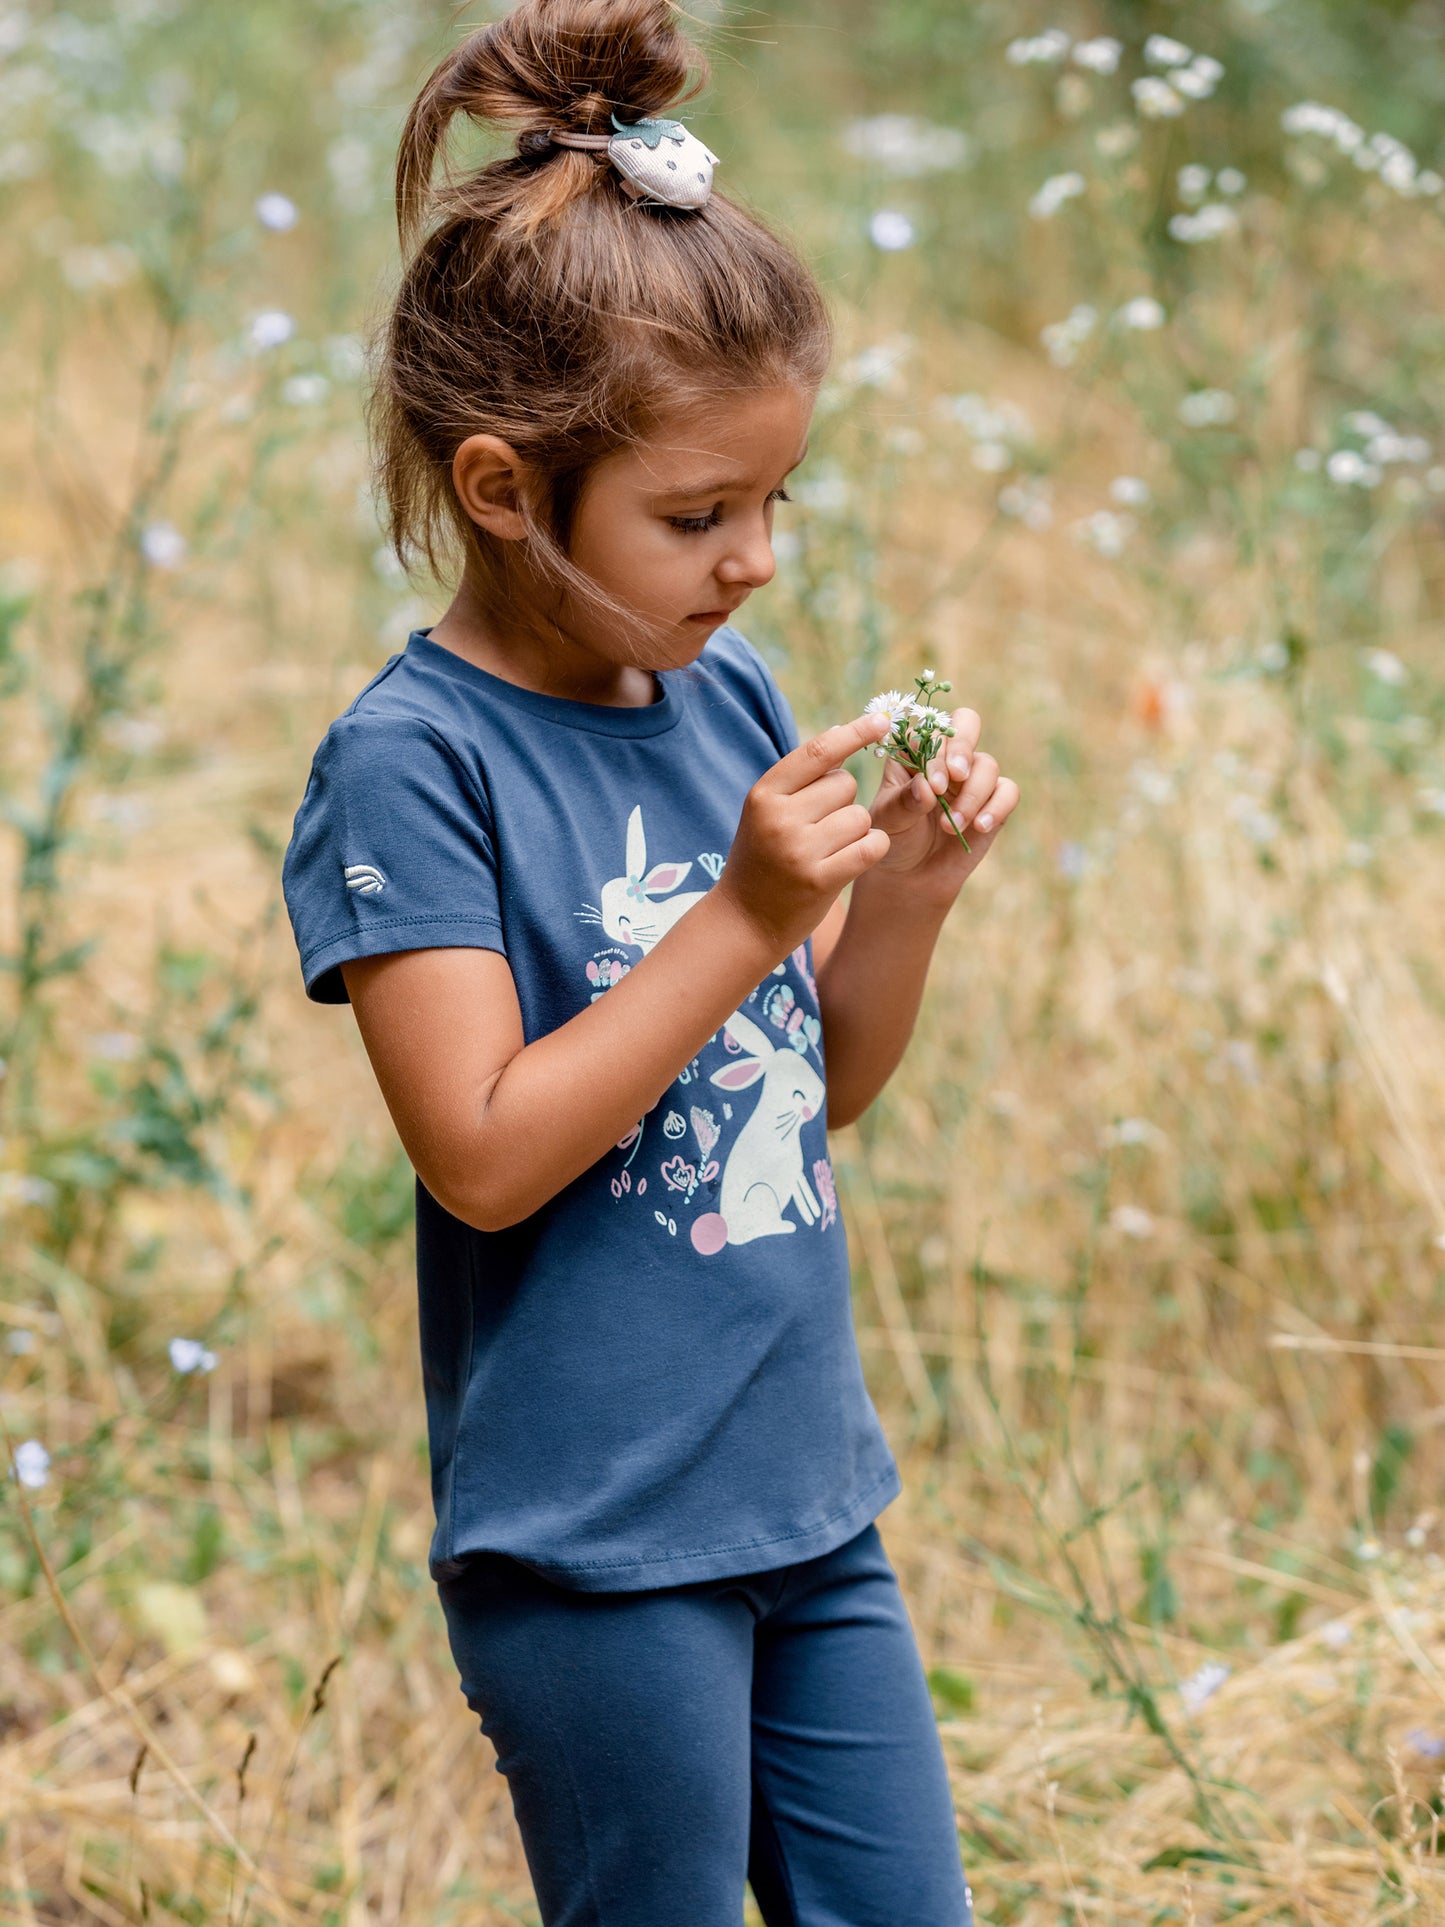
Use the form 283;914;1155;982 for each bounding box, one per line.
665;488;792;536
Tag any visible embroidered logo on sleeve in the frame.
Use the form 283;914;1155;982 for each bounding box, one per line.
344;863;386;896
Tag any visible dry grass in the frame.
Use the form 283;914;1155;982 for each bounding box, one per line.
5;1;1445;1921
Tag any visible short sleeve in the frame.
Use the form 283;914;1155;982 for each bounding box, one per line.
728;631;801;759
281;712;505;1005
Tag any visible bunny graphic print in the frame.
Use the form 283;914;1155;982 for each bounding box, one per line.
581;803;838;1258
281;624;899;1591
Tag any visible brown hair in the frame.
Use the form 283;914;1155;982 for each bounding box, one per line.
369;0;831;644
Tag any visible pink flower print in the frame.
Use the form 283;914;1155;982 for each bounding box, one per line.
791;943;819;1003
616;1124;641;1152
660;1155;697;1194
610;1170;632;1200
689;1106;720;1159
587;955;630;1001
812;1157;837;1231
765;983;795;1031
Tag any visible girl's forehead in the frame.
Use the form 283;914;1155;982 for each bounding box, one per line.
627;388;814;489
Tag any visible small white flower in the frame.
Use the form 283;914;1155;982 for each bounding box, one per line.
1071;37;1121;74
248;309;295;352
324;333;366;382
169;1336;218;1375
0;1173;57;1207
1110;1204;1155;1238
1179;1660;1230;1711
839;335;914;390
1177;163;1212;203
841;115;970;178
1407;1524;1428;1549
1320;1618;1352;1649
8;1328;36;1355
140;521;187;569
1168;203;1239;243
1073;509;1134;557
971;441;1012;474
1105;1117;1163;1148
1029;170;1086;219
1355;1537;1381;1562
998;478;1054;529
1144;33;1193;67
1215;166;1247;195
13;1440;50;1488
1132;77;1184;119
1327;449;1375;486
868;209;916;251
1110;476;1150;508
1116;295;1166;331
1006;29;1071;65
1361;647;1407;685
1041;303;1098;366
255;191;299;231
865;690;913;726
281;373;329;407
1095;122;1139;157
91;1031;141;1061
1178;389;1237;427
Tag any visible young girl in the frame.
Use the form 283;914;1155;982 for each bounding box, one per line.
283;2;1016;1919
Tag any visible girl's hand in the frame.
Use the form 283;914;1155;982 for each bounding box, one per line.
717;711;893;955
867;705;1019;903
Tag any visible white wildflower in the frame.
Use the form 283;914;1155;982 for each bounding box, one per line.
1355;1537;1381;1562
140;521;186;569
1215;166;1247;195
1110;1204;1155;1239
1174;55;1223;99
281;373;329;407
0;1172;56;1207
841;115;970;177
324;333;365;382
91;1031;141;1061
255;191;298;231
840;335;914;391
1006;30;1071;65
1073;509;1134;557
12;1439;49;1489
1177;163;1211;203
868;209;916;251
1362;648;1407;685
1110;476;1150;508
1320;1619;1352;1649
248;309;295;352
7;1329;35;1355
1029;170;1086;219
1105;1117;1164;1148
1095;122;1139;157
1144;34;1192;67
1169;203;1239;242
864;690;913;726
1418;787;1445;817
1132;77;1184;119
998;478;1054;529
1041;303;1098;366
1179;1660;1230;1712
1178;389;1237;427
1071;37;1121;74
169;1336;218;1375
1327;449;1377;486
1116;295;1166;331
971;441;1012;474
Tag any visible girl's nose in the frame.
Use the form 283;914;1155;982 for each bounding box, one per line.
716;520;776;591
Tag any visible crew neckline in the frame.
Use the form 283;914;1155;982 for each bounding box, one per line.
404;629;685;739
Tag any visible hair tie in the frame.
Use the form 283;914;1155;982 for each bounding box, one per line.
542;113;718;210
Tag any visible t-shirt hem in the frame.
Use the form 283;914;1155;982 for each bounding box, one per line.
429;1459;903;1593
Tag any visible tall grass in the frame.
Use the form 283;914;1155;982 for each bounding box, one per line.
3;1;1445;1920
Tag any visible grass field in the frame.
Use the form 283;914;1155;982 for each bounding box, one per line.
4;1;1445;1920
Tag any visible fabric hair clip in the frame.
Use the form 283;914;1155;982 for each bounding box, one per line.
546;113;719;210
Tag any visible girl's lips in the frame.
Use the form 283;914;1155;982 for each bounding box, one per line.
687;609;735;624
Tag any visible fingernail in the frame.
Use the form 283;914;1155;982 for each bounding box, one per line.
977;811;994;831
953;757;970;779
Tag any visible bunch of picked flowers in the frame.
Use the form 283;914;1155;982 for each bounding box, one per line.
864;671;970;850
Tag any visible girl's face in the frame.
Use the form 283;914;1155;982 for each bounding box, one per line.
561;384;813;668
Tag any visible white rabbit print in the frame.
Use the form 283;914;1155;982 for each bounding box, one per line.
575;805;706;956
690;1010;826;1255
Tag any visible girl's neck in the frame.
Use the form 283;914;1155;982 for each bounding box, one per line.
427;575;659;709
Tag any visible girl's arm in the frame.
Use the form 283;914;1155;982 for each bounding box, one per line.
340;713;891;1232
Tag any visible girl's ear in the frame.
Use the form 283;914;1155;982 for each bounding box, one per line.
453;433;532;542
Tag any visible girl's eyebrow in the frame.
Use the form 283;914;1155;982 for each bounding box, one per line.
651;444;811;500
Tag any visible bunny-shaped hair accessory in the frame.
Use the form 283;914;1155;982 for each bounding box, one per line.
546;114;719;210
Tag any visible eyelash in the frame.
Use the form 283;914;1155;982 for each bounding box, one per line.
667;487;793;536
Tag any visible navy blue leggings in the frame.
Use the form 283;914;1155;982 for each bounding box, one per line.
435;1521;974;1926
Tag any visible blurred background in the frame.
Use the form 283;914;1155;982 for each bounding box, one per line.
3;0;1445;1919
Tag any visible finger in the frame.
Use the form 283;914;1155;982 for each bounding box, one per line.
969;775;1020;838
770;712;890;795
941;707;982;787
819;825;890;887
797;766;858;824
948;749;999;831
813;800;877;859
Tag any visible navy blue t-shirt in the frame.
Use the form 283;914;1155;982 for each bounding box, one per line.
281;626;900;1589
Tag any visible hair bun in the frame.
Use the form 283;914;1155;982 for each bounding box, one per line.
461;0;698;133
